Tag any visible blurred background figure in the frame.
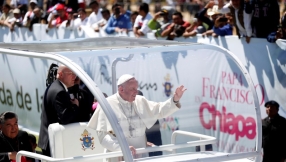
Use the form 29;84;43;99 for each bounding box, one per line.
161;11;190;40
148;6;174;37
22;0;37;26
133;2;153;37
73;8;89;28
91;92;108;116
0;4;13;26
130;11;138;29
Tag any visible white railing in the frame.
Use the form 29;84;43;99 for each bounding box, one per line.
16;130;260;162
16;130;217;162
171;130;216;153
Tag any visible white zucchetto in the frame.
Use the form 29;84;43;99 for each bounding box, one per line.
117;74;135;86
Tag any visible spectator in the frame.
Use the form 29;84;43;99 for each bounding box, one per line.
93;8;110;32
105;3;130;34
48;3;68;28
0;111;33;162
59;8;76;29
10;0;28;17
276;12;286;40
262;100;286;162
218;0;252;43
244;0;279;39
212;15;233;37
183;15;207;37
38;65;79;157
116;2;131;20
201;5;222;37
28;7;46;31
193;1;215;31
161;11;190;40
22;0;38;26
0;4;13;26
7;8;23;31
87;0;102;27
148;6;174;37
133;3;153;37
130;11;139;29
74;8;88;28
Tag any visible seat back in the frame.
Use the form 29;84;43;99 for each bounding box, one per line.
48;122;105;162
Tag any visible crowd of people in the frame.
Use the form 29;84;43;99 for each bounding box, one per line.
0;0;285;42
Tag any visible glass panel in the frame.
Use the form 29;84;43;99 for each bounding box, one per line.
60;44;259;161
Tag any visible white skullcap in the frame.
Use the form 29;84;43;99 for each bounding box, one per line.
117;74;134;86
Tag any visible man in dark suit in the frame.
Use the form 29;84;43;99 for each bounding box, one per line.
262;100;286;162
0;111;33;162
38;65;79;157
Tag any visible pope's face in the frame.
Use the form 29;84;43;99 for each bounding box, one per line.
120;79;138;102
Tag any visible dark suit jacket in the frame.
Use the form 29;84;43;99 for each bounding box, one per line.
38;80;80;150
262;114;286;162
68;84;92;122
0;130;33;162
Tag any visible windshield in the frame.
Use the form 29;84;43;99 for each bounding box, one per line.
59;44;261;161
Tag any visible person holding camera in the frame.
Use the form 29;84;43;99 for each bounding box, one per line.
183;14;207;38
148;6;174;37
161;11;190;40
48;3;68;28
105;3;131;34
212;15;232;37
59;8;76;29
218;0;252;43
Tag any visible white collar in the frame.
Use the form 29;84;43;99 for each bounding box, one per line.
116;92;132;105
59;80;68;92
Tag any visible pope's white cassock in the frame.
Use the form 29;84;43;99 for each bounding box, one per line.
87;91;180;160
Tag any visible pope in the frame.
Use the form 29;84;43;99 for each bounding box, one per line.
87;74;187;160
